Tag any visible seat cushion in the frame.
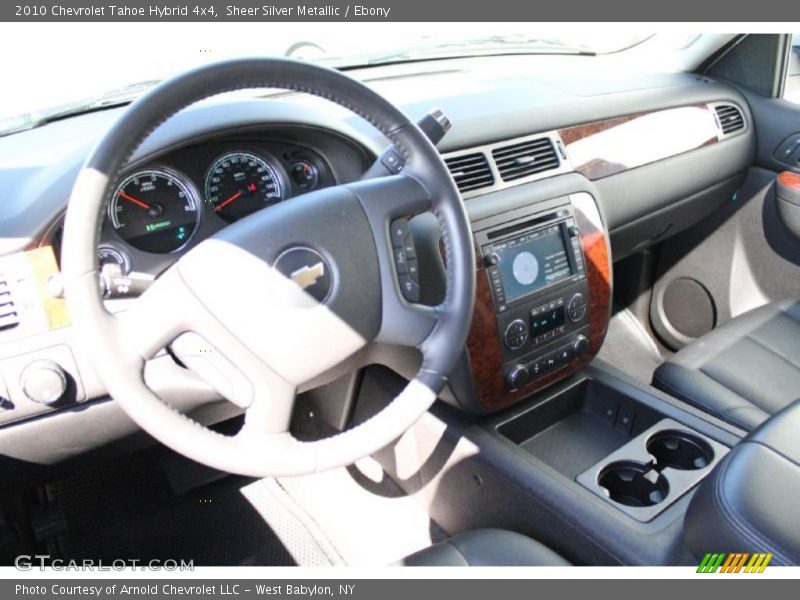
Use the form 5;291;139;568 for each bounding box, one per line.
653;299;800;431
683;400;800;565
400;529;570;566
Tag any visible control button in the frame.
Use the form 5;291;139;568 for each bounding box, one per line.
567;225;580;237
398;274;420;303
568;293;587;322
506;364;530;390
381;149;404;174
484;253;500;267
556;347;572;364
403;235;417;260
572;335;590;358
504;319;529;351
406;259;419;284
20;360;68;405
528;360;543;379
615;404;636;435
393;247;408;274
391;219;421;301
390;219;410;248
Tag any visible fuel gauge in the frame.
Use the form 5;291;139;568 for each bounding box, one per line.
97;244;130;275
290;159;320;190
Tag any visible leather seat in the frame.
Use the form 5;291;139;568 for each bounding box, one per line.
683;400;800;565
400;529;570;566
653;299;800;431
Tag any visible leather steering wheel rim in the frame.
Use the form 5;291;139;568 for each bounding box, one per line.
61;58;475;477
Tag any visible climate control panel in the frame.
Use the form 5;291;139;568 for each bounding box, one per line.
497;280;591;390
506;334;589;390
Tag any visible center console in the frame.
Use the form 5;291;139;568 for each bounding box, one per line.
466;192;611;411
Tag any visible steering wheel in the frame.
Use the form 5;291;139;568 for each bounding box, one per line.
61;58;475;477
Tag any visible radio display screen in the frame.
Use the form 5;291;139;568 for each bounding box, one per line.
493;225;573;302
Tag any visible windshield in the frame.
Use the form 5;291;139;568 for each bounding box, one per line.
0;23;651;135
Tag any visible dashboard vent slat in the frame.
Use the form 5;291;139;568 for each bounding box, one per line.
492;137;560;181
714;104;745;135
444;152;495;194
0;277;19;332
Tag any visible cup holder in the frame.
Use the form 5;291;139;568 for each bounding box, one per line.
597;461;669;507
646;430;714;470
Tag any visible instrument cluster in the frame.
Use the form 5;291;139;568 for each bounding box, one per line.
94;137;340;275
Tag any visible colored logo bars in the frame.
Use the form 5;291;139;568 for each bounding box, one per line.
697;552;773;573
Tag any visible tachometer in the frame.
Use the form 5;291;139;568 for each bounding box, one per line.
205;151;283;223
109;168;199;253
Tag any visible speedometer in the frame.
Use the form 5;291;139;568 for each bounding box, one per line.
205;151;283;223
109;168;200;254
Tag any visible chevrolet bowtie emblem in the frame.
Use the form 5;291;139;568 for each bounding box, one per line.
290;262;325;290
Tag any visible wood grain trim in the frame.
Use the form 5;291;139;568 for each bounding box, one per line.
466;193;610;412
25;246;70;330
558;104;719;180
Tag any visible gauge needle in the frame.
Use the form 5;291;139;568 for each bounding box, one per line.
214;190;243;212
117;190;151;209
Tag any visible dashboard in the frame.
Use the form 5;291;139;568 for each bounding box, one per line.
0;54;758;472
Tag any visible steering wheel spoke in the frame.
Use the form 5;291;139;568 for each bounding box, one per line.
116;266;298;431
345;174;441;347
113;267;192;363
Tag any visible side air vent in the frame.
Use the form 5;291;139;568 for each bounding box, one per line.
714;104;745;135
492;137;560;181
0;276;19;331
444;152;494;193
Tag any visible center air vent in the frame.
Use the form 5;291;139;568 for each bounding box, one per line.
0;276;19;331
444;152;494;194
492;137;560;182
714;104;745;135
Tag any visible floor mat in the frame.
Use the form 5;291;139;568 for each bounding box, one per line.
45;447;444;566
272;458;448;566
596;309;664;383
46;451;300;566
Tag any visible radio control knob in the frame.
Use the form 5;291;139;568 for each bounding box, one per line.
572;335;590;358
568;293;587;322
20;360;68;405
504;319;529;350
484;253;500;267
506;364;530;390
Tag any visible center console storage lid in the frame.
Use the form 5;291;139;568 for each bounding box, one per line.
683;400;800;565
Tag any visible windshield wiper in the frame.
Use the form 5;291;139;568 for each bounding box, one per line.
0;80;160;137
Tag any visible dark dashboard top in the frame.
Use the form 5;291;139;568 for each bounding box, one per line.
0;54;750;256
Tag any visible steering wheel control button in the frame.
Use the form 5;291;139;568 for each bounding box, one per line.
381;149;404;174
407;259;419;284
20;360;68;405
504;319;529;351
393;247;408;274
568;293;587;322
398;274;420;303
390;218;410;247
274;247;332;304
391;218;421;302
403;237;417;260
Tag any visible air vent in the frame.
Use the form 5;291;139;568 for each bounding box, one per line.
444;152;494;194
492;137;560;181
714;104;745;135
0;277;19;332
